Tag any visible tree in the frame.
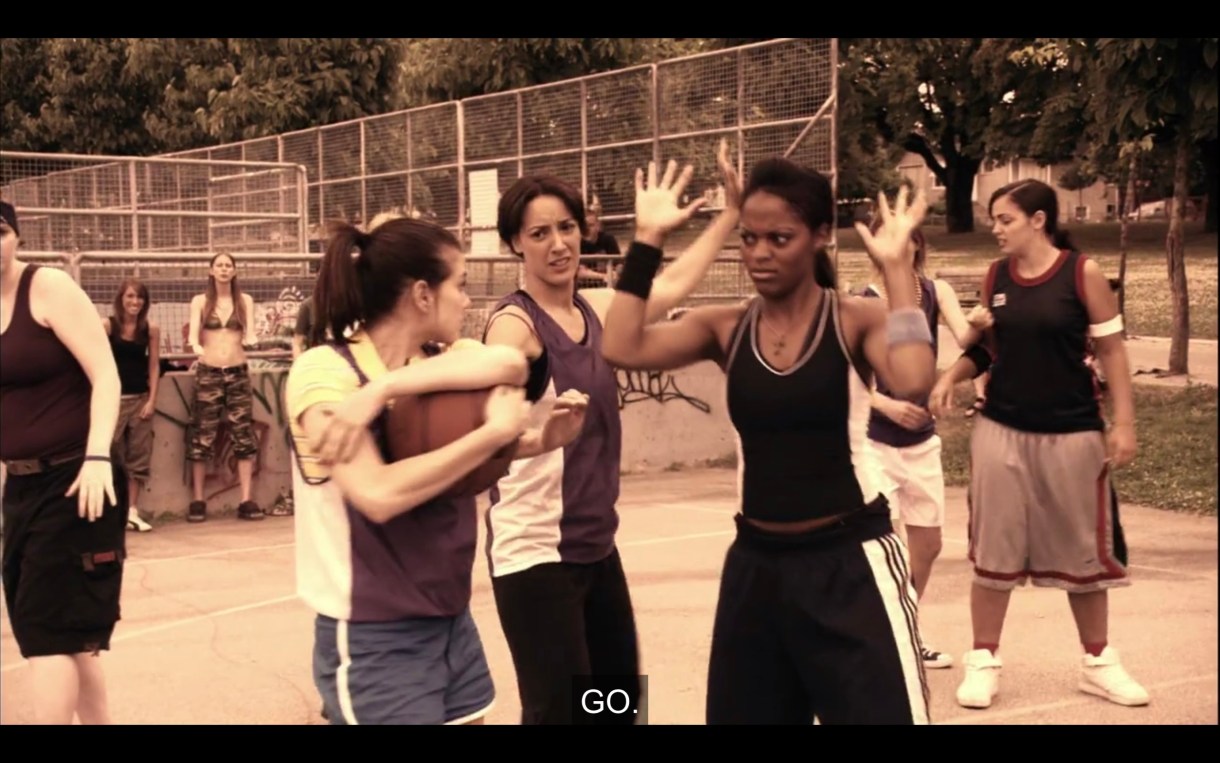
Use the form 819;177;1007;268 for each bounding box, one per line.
0;38;52;152
844;38;1036;233
131;38;405;150
1084;38;1218;375
1;38;160;155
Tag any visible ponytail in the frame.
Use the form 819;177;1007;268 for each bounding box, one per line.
813;248;837;289
1052;229;1078;254
311;223;367;348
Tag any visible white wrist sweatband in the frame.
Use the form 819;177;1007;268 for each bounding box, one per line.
1088;314;1124;338
887;308;933;347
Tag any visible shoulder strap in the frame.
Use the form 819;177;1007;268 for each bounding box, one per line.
724;298;759;371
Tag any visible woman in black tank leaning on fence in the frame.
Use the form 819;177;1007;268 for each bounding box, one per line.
103;278;160;533
1;200;128;724
601;159;937;725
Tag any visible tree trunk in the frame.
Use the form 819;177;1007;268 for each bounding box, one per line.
944;158;981;233
1166;132;1192;375
1203;137;1218;234
1119;152;1138;337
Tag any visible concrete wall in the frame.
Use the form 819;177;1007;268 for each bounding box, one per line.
136;359;738;519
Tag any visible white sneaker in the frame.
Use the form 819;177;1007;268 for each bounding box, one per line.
1079;647;1150;706
956;649;1002;708
127;507;152;533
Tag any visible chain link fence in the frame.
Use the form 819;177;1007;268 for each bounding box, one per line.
2;38;836;361
163;38;837;261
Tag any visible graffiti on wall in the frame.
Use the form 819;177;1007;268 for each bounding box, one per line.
615;369;710;413
156;368;291;502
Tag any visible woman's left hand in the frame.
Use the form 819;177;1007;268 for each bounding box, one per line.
140;400;155;420
66;459;117;522
854;186;928;270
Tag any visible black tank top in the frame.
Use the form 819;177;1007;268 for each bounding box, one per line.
981;250;1104;434
109;317;150;395
724;290;887;523
0;265;92;460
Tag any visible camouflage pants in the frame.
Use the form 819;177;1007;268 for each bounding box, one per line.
187;363;257;462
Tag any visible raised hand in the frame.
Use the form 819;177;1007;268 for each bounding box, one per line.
634;158;707;247
716;139;742;210
854;185;929;271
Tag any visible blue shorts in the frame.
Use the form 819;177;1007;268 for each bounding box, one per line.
313;606;495;725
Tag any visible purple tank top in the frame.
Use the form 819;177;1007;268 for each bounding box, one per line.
863;276;939;448
333;342;478;620
483;290;622;574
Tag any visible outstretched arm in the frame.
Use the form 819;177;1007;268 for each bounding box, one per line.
856;187;937;400
585;140;740;326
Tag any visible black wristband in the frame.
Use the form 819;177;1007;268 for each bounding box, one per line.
84;455;112;464
963;343;993;377
614;241;665;300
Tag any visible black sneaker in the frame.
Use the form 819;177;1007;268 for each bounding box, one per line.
237;500;266;520
922;646;954;669
187;501;207;523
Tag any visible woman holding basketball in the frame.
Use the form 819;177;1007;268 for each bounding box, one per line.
480;141;741;725
286;217;589;725
601;158;936;724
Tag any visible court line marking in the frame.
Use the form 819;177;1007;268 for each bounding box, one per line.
0;529;733;674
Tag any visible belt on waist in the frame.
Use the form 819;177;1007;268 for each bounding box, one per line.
2;447;88;476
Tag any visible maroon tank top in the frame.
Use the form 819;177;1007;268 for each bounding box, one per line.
0;265;93;460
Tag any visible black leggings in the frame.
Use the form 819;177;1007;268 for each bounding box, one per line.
706;502;931;725
491;548;640;724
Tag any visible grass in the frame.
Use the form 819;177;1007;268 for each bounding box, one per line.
832;221;1218;340
934;383;1218;515
682;382;1216;515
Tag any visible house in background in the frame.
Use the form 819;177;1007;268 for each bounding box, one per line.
895;152;1118;225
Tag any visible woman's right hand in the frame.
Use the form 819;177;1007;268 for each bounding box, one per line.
192;343;205;357
310;380;389;465
966;305;994;331
716;139;742;210
633;159;706;247
928;376;957;418
483;385;531;443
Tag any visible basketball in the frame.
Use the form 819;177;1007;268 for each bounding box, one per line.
383;340;521;498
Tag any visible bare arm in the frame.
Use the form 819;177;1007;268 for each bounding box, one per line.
37;268;122;458
933;279;982;348
188;295;204;354
857;287;937;401
1079;259;1136;469
146;323;161;410
602;296;733;372
299;391;526;523
304;341;530;465
372;343;529;401
243;294;258;348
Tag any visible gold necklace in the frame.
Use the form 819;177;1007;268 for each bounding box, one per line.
759;290;823;354
760;315;791;352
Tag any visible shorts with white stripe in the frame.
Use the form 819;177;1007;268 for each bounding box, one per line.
313;607;495;725
706;498;930;725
